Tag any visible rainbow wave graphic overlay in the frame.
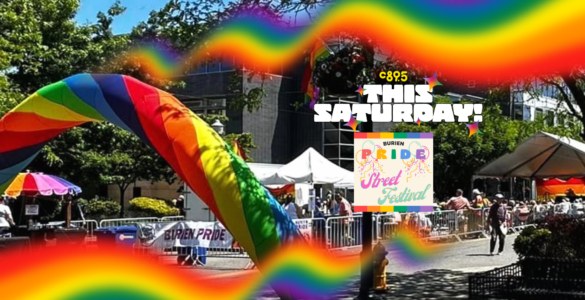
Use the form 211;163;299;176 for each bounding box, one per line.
0;229;443;300
118;0;585;81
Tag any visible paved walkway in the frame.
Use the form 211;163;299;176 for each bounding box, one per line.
253;235;519;299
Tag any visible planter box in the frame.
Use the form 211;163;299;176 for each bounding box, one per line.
470;257;585;299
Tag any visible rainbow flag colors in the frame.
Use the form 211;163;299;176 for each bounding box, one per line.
4;172;81;197
0;74;301;263
0;230;442;300
301;39;332;104
120;0;585;82
232;139;248;161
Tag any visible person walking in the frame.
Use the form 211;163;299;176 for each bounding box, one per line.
487;194;507;256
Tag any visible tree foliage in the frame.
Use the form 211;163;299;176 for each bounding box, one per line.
394;95;583;198
1;0;261;208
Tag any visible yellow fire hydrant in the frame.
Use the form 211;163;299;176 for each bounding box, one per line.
373;242;389;293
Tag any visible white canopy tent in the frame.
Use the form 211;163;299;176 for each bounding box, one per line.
477;132;585;178
256;147;354;187
246;163;285;182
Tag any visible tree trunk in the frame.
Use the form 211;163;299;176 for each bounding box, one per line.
119;185;127;218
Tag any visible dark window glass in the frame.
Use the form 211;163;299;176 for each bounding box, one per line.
324;145;339;159
340;160;354;171
208;60;220;72
340;131;355;144
324;122;340;130
207;109;224;115
221;57;234;71
207;99;225;107
340;145;354;159
196;62;207;73
324;131;339;144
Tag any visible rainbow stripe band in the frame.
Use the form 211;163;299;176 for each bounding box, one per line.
354;206;434;212
0;74;301;264
354;132;433;139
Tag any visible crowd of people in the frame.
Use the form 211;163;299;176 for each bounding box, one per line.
279;190;353;220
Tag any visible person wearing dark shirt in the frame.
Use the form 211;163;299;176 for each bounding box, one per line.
487;194;507;255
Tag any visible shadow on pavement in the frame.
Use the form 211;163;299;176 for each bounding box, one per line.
254;269;471;299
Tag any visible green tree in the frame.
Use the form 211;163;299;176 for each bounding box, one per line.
520;72;585;139
393;96;582;198
78;124;176;217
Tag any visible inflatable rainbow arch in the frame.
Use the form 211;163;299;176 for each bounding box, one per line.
0;74;301;263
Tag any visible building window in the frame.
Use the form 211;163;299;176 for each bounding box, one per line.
221;57;235;71
340;159;354;171
324;145;339;159
324;131;339;144
324;122;341;130
339;130;355;144
340;146;354;159
208;60;220;73
184;98;227;116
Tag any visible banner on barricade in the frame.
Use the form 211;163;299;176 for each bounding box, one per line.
139;221;234;249
354;133;434;213
293;219;313;243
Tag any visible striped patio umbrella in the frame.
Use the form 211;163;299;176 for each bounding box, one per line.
4;172;82;198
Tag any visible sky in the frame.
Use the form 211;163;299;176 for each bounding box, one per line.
75;0;169;35
75;0;316;35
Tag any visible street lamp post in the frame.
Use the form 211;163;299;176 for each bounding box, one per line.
211;119;225;135
358;118;376;300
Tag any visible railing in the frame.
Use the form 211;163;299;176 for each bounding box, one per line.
71;220;99;237
99;217;161;228
326;215;377;251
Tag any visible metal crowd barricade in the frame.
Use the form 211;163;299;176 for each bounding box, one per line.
376;213;402;241
424;210;462;242
133;221;251;261
99;217;160;228
457;208;488;239
71;220;99;237
293;218;328;248
160;216;185;222
326;214;376;250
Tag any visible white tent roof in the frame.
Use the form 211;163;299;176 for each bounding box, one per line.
247;163;285;180
477;132;585;178
256;147;354;186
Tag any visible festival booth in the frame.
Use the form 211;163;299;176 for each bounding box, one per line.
3;171;86;247
536;177;585;199
256;147;354;207
476;132;585;202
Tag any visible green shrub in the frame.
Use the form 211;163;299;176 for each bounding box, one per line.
78;197;121;220
514;215;585;259
513;227;552;259
128;197;179;218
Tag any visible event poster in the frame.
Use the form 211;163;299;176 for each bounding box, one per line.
353;132;433;212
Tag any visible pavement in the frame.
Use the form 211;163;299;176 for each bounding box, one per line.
165;235;519;299
252;235;520;299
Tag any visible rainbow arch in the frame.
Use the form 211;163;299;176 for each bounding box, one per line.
0;74;301;263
